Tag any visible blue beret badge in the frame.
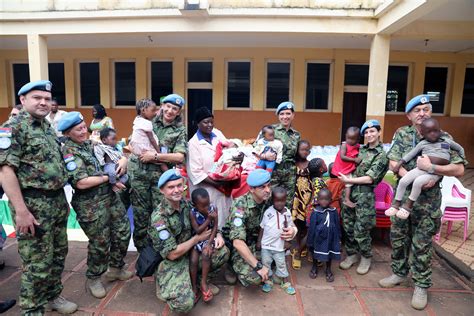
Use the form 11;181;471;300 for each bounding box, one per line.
233;218;243;227
159;230;170;240
66;161;77;171
420;96;428;104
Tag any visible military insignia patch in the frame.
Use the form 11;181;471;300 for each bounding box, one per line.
0;137;11;149
233;218;243;227
0;127;12;138
154;220;166;231
63;154;74;164
159;230;170;240
234;209;244;218
66;161;77;171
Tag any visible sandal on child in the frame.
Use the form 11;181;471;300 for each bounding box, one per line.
385;206;399;217
301;249;308;257
281;282;296;295
292;253;302;270
262;282;273;293
201;287;213;303
325;271;335;283
309;268;318;279
396;207;411;220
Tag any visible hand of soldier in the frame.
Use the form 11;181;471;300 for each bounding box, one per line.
196;229;212;242
139;151;156;163
355;157;362;165
338;173;350;183
112;182;126;192
16;208;40;236
422;179;437;190
256;265;269;282
214;233;225;249
416;155;432;171
115;157;128;176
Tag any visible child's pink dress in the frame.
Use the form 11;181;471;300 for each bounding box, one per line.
331;143;360;177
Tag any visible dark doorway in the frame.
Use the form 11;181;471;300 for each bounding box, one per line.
187;89;213;139
341;92;367;142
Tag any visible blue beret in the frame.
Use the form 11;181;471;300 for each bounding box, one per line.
360;119;381;135
275;101;294;115
18;80;52;96
405;94;430;113
158;168;183;188
57;112;84;132
162;94;185;107
247;169;271;187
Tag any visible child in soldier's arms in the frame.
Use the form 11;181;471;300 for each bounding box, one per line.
93;127;129;186
253;125;283;174
189;188;218;303
257;187;296;295
386;118;465;219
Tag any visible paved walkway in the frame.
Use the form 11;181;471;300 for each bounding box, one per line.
1;238;472;315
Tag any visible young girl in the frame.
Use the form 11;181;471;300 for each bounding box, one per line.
291;140;312;270
129;98;168;172
307;188;341;282
331;127;361;208
308;157;328;211
189;188;218;303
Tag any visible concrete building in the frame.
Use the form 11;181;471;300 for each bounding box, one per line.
0;0;473;164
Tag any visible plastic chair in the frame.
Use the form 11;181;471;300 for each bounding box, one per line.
435;177;471;242
374;180;394;229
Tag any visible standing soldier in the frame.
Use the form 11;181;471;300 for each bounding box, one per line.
378;95;467;310
0;80;78;315
222;169;297;286
129;94;187;252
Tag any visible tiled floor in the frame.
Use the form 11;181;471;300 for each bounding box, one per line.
435;169;474;270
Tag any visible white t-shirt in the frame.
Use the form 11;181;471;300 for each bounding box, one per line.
130;116;160;155
260;206;294;251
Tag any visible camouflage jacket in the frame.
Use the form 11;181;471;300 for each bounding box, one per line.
272;124;300;164
387;125;468;205
222;192;269;244
0;111;67;190
354;143;389;188
153;114;187;165
149;198;192;259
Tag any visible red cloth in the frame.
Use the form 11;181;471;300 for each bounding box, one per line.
331;143;360;176
326;178;345;215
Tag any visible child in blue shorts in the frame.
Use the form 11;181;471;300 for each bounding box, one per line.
254;125;283;174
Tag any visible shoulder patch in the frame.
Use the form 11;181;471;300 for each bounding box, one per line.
159;230;170;240
234;209;244;218
153;220;166;232
66;161;77;171
63;154;75;164
0;127;12;138
233;218;243;227
0;137;11;149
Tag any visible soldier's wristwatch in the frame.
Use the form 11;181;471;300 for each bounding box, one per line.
253;261;263;272
428;164;436;174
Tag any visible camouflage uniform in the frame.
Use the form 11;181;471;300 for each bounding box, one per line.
222;192;269;286
388;125;467;288
62;138;130;280
149;198;229;313
342;143;388;258
272;124;300;207
129;114;187;251
0;111;69;315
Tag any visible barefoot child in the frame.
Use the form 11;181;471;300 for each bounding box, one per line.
386;118;465;219
257;187;296;295
307;188;341;282
129;98;168;172
189;188;218;302
331;127;361;208
291;140;312;270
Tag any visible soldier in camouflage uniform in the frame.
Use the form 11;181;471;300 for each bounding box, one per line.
0;81;77;315
339;120;388;275
222;169;297;286
378;95;467;310
150;169;229;313
58;112;132;299
270;102;301;207
129;94;187;252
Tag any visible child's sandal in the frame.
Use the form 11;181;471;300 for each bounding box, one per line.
396;207;411;219
325;271;334;283
309;268;318;279
280;282;296;295
292;253;302;270
385;206;398;217
201;288;213;303
262;282;273;293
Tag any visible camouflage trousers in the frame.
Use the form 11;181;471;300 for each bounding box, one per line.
72;191;131;279
128;156;163;251
10;193;69;315
271;161;297;208
390;192;441;288
230;243;262;287
342;185;376;258
156;245;229;313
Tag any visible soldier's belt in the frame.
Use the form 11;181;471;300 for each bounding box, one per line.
22;188;64;198
75;185;111;198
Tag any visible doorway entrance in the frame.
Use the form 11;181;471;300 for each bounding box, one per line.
341;91;367;142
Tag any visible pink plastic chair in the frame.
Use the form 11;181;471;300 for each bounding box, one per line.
374;180;394;229
435;177;471;242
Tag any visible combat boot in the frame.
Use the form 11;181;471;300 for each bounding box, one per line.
105;266;134;281
87;278;107;299
47;296;78;314
356;256;371;275
378;274;407;288
339;254;359;270
411;286;428;310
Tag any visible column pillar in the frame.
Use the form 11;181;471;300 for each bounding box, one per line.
99;57;111;108
449;62;466;117
366;34;390;140
27;34;49;81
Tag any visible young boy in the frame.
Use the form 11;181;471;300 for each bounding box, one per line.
253;125;283;174
189;188;218;303
94;127;129;185
257;187;296;295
